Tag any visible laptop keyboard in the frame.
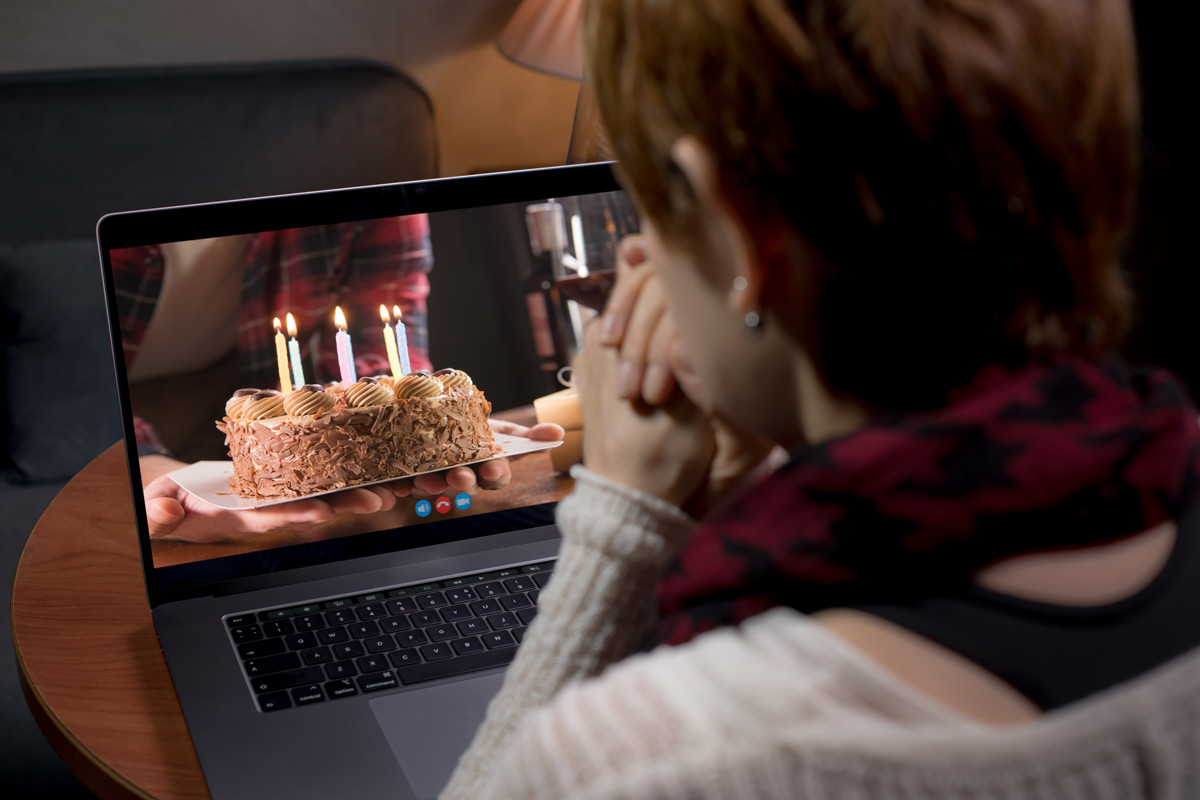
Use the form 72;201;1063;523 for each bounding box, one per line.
225;560;555;712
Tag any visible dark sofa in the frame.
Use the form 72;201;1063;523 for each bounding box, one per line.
1;59;436;795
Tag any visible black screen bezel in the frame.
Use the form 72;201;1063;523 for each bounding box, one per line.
97;162;620;607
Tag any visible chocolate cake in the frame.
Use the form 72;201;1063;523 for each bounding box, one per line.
217;371;496;499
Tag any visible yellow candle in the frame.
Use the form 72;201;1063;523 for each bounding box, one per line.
380;305;403;380
273;317;292;394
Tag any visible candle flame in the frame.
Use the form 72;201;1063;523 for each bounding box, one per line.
286;312;298;338
334;306;347;330
380;304;391;324
273;317;282;334
393;305;402;322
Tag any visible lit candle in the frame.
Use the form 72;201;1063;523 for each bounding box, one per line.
273;317;292;394
380;305;403;380
334;306;357;385
392;305;412;376
286;312;306;388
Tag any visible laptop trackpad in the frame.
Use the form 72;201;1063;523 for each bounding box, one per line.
370;672;506;800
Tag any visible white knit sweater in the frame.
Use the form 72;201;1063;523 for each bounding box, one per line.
441;468;1200;799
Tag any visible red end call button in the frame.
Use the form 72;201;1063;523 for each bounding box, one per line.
434;496;452;514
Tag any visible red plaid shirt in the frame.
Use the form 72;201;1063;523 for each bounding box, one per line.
112;217;433;450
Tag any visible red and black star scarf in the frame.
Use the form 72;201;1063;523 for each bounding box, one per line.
655;355;1200;646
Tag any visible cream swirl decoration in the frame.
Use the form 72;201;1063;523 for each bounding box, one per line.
344;378;395;408
371;374;397;391
225;388;260;418
282;384;336;417
394;373;444;399
242;391;286;420
433;368;473;390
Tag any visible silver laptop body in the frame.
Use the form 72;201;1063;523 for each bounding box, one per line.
97;162;627;799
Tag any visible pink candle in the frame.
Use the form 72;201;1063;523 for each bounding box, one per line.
333;306;357;385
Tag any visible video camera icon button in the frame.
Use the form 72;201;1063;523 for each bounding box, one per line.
455;492;472;510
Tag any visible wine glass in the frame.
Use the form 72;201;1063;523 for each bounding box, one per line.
549;191;640;312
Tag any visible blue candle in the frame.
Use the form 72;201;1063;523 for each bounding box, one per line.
392;305;411;376
285;313;306;387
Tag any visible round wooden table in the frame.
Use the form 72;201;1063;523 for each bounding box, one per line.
12;442;210;800
13;412;570;799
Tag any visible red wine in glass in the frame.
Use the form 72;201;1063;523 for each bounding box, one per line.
556;273;616;311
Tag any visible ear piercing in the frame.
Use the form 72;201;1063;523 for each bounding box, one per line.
744;308;764;338
732;277;763;338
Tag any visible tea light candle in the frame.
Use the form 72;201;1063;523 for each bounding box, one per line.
380;305;403;380
285;312;305;388
273;317;292;394
334;306;357;385
392;304;411;376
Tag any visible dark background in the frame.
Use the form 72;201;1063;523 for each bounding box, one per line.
427;200;555;413
1120;4;1199;397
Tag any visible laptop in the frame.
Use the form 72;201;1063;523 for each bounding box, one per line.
96;162;631;799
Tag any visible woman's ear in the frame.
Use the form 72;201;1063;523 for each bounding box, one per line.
669;137;786;316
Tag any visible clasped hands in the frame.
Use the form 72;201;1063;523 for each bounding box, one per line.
573;236;773;515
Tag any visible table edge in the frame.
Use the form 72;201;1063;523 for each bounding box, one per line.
10;443;156;800
14;650;154;800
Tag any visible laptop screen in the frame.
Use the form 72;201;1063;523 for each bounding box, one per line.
98;163;630;602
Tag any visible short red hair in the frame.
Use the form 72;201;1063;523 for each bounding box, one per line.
584;0;1140;410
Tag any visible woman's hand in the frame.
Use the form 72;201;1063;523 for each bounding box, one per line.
388;419;565;498
685;412;777;517
599;236;683;406
596;234;777;513
575;318;715;507
142;458;398;542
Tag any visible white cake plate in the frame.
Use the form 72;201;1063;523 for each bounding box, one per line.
166;432;563;510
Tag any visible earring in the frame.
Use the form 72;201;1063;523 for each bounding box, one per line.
731;277;763;338
744;308;764;338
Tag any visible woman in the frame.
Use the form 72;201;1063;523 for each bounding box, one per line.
443;0;1200;797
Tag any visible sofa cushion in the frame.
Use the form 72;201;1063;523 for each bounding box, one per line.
0;240;123;482
0;60;438;246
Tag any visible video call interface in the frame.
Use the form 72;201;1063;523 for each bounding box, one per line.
112;190;638;572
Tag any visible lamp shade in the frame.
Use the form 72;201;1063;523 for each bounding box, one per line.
497;0;583;80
